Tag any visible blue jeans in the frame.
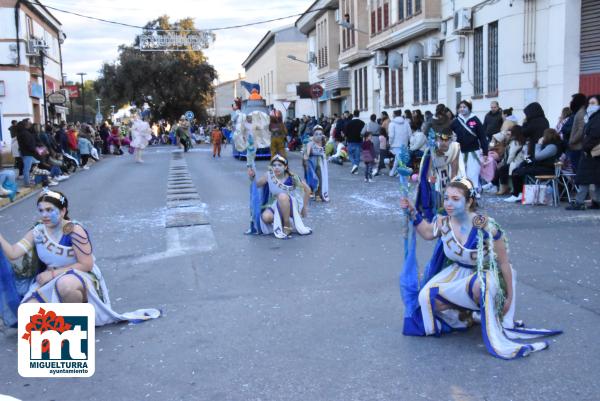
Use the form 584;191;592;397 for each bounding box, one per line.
0;169;16;187
348;142;361;167
22;156;35;186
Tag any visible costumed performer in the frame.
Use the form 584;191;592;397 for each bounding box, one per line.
304;125;330;202
0;190;160;327
247;155;312;239
399;178;560;359
130;115;152;163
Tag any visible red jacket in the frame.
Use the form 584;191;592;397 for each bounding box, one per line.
67;130;78;150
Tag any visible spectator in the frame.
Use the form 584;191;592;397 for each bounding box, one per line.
566;93;588;173
505;128;563;203
361;132;376;182
451;100;488;194
78;135;94;170
345;110;365;174
16;119;37;187
494;125;526;195
99;122;111;154
9;120;23;178
66;124;79;162
425;104;453;139
522;102;550;159
483;101;503;140
388;109;412;177
502;107;519;123
556;107;572;134
365;114;381;166
54;122;68;154
566;94;600;210
412;109;424;132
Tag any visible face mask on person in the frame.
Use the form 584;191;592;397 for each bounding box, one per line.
587;104;600;116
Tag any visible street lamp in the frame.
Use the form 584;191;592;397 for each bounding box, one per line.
77;72;87;122
287;54;311;64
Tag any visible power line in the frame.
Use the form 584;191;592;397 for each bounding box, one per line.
41;2;334;32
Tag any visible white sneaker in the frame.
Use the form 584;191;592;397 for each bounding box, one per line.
48;180;59;187
484;185;497;193
351;165;358;174
83;166;90;170
372;168;378;176
482;182;493;191
503;195;520;203
364;178;368;182
368;178;375;183
55;175;69;181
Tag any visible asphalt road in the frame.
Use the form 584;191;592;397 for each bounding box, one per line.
0;144;599;401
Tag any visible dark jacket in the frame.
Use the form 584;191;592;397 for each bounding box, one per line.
576;110;600;185
16;124;37;157
345;118;366;143
451;115;488;155
54;128;68;152
483;110;503;140
522;102;549;157
425;114;452;138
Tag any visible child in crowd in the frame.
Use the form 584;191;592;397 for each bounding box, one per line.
361;133;376;182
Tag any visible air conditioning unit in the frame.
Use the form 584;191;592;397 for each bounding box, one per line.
424;38;442;58
453;8;472;33
374;50;387;67
26;39;38;55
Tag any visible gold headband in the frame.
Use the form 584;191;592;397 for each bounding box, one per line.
452;177;477;198
270;154;288;166
40;189;66;205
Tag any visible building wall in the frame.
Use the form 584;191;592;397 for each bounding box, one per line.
214;79;243;118
0;3;64;142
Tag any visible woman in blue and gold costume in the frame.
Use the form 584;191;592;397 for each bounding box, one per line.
0;190;160;327
400;178;560;359
247;154;312;239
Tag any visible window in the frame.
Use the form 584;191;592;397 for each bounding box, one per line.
371;0;389;35
384;69;390;106
488;21;499;94
26;16;34;39
391;69;397;106
415;0;421;13
317;20;329;68
473;26;484;96
413;62;420;104
354;67;369;110
421;61;428;103
397;68;404;106
407;0;413;17
431;60;439;101
342;0;356;50
399;0;404;20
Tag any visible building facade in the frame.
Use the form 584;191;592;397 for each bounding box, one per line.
214;77;244;118
0;0;66;142
241;26;314;119
293;0;598;123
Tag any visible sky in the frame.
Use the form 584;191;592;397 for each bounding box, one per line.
44;0;311;83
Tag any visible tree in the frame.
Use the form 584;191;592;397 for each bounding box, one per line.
95;15;217;121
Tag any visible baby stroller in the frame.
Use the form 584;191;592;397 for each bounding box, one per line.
61;151;79;173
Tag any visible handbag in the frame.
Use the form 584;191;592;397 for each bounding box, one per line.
35;146;49;157
522;184;550;205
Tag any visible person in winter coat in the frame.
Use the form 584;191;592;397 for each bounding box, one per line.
77;135;94;170
494;125;526;195
483;101;503;140
388;109;412;177
566;94;600;210
66;125;79;162
345;110;365;174
16;119;38;187
565;93;588;173
522;102;550;158
361;133;376;182
505;128;563;202
450;100;489;193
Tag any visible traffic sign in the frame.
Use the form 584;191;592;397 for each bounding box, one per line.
184;111;194;121
47;91;66;105
95;112;103;124
310;84;324;99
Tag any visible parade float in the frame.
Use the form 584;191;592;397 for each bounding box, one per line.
231;88;271;160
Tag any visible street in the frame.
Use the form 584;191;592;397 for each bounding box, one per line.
1;144;599;401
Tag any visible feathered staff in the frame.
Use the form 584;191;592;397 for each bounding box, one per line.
395;145;414;255
246;129;263;235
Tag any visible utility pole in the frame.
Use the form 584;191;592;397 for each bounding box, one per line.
77;72;87;122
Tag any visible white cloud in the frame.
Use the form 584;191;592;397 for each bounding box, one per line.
48;0;310;82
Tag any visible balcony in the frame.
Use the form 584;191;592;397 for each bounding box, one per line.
338;0;372;65
368;0;442;51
